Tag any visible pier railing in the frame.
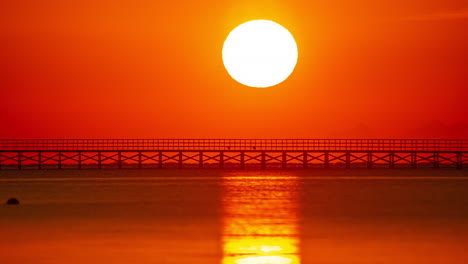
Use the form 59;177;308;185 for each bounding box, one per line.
0;139;467;152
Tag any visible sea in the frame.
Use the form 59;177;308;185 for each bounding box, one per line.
1;169;468;264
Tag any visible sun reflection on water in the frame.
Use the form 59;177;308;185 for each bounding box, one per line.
222;176;301;264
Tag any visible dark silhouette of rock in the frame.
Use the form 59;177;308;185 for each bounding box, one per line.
6;198;19;205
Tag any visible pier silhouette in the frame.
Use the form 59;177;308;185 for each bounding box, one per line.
0;139;466;169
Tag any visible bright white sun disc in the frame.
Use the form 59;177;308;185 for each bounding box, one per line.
222;20;298;88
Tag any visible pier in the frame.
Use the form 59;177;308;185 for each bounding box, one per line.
0;139;467;169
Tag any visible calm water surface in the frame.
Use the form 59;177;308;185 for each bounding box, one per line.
1;169;468;264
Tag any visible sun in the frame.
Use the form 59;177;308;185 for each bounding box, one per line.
222;20;298;88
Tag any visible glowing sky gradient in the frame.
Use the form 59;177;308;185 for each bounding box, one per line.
1;0;467;138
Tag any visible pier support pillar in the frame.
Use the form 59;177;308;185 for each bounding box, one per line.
159;151;163;169
261;151;266;170
199;151;203;169
324;152;329;168
367;152;373;169
98;152;102;169
118;152;122;169
282;151;287;169
58;152;62;169
78;152;82;169
178;152;183;169
303;152;308;169
38;152;42;170
240;152;245;169
433;152;439;169
220;152;224;169
138;152;142;169
411;152;417;169
345;152;350;169
389;152;394;169
18;152;22;170
457;152;462;170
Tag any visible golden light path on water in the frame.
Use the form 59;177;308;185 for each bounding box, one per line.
222;176;301;264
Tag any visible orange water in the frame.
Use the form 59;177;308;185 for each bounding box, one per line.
1;169;468;263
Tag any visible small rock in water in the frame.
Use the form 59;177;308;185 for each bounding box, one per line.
6;198;20;205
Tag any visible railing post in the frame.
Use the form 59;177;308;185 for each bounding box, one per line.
303;151;308;169
240;152;245;169
282;151;287;169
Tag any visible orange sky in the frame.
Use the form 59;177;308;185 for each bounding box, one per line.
1;0;467;138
